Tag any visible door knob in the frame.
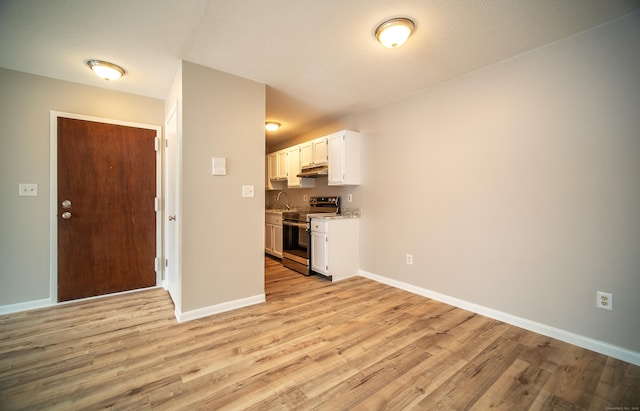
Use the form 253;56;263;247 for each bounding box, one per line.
62;212;72;219
168;215;176;221
62;200;72;209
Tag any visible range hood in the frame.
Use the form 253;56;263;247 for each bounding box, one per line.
297;164;328;178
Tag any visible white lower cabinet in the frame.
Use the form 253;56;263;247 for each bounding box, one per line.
265;213;283;258
310;230;328;275
309;217;359;281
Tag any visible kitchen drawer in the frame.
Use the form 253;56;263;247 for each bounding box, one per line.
265;213;282;225
310;220;328;233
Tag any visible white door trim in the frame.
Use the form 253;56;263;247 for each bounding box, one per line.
49;111;163;303
163;101;181;310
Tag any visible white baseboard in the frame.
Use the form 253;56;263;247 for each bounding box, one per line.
0;298;52;315
175;294;266;323
359;269;640;366
0;286;165;315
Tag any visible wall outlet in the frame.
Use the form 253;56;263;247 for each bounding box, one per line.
19;183;38;197
241;185;255;197
406;253;413;265
596;291;612;310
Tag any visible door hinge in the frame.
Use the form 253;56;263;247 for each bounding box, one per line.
154;257;159;272
165;259;169;268
154;197;159;212
154;137;160;151
165;139;169;148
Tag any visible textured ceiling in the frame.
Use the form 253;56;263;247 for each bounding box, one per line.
1;0;639;145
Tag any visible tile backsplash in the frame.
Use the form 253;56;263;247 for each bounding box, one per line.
266;178;361;211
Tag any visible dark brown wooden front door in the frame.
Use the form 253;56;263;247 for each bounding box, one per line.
57;117;157;302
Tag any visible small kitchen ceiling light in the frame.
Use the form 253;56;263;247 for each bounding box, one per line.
87;59;125;81
265;122;281;132
375;17;415;48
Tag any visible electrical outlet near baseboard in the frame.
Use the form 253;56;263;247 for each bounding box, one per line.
596;291;613;310
406;253;413;265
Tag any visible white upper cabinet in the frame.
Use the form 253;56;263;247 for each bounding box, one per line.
286;146;301;187
300;137;328;168
266;150;286;190
267;150;288;180
277;150;288;179
266;130;358;190
300;142;313;168
286;146;315;188
312;137;328;165
328;130;361;186
266;154;274;189
267;152;278;180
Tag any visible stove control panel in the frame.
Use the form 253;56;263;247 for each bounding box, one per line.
309;196;340;207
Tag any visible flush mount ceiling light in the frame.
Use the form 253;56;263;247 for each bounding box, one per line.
265;122;281;132
375;17;415;48
87;59;125;81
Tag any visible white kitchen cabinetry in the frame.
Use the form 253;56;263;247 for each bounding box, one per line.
310;219;329;276
300;142;313;168
328;130;361;186
267;151;288;181
286;146;315;188
267;153;277;180
300;137;328;168
266;151;287;190
310;217;359;281
266;153;282;190
277;150;288;179
313;138;329;165
265;212;283;258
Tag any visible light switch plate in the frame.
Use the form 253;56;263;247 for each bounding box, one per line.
19;183;38;196
242;185;255;198
212;157;227;176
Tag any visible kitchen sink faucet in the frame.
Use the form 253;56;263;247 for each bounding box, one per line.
276;191;290;210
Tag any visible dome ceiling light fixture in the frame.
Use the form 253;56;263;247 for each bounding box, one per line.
375;17;415;48
265;122;281;132
87;59;125;81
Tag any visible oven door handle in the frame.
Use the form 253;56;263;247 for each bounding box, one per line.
282;221;308;229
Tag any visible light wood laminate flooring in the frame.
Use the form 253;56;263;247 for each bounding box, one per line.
1;257;638;409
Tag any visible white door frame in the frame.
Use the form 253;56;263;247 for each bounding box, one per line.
49;111;163;303
163;102;181;310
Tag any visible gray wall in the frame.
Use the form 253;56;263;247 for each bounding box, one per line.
179;61;265;313
0;68;164;306
272;13;640;352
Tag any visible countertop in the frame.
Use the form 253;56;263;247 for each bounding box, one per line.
307;211;361;220
267;208;361;219
265;207;308;214
265;209;285;214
